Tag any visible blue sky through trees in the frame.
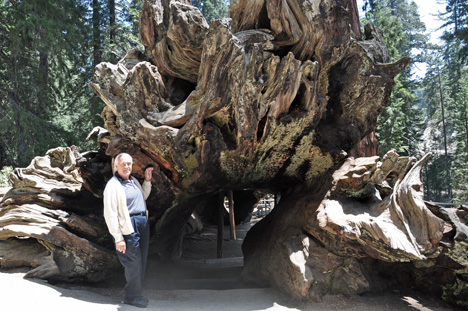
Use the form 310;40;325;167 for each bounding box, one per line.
356;0;446;78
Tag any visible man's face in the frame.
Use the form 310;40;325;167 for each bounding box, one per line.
116;155;133;180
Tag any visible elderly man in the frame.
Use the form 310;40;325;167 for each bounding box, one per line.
103;153;154;308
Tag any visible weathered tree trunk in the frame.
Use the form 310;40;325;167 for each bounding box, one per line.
242;151;445;299
2;0;468;308
88;0;409;262
0;147;120;281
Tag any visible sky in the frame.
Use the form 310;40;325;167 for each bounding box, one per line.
356;0;447;78
356;0;446;42
413;0;446;44
411;0;446;77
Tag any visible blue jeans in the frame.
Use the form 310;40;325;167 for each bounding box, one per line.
116;215;149;299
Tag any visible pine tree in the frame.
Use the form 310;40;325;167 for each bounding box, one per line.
0;0;94;166
438;0;468;203
98;0;144;63
452;67;468;203
441;0;468;59
92;0;103;67
192;0;229;24
362;0;427;157
423;0;468;203
0;0;149;168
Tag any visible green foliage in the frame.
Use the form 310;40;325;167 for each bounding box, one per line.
0;166;13;188
441;0;468;60
0;0;144;168
98;0;144;63
361;0;468;203
417;49;456;202
376;95;408;155
450;66;468;203
2;0;468;209
192;0;229;24
419;1;468;203
442;269;468;309
362;0;427;158
363;0;427;60
0;0;92;166
422;152;453;202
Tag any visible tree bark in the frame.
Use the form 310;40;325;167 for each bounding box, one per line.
217;192;224;258
93;0;102;67
2;0;468;308
109;0;116;45
437;66;452;199
228;190;236;240
464;94;468;160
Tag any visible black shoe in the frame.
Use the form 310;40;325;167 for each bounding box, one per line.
123;296;149;308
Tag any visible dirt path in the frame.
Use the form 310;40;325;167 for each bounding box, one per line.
0;270;457;311
0;221;459;310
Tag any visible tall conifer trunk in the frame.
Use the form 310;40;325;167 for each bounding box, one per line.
38;26;49;107
437;66;452;199
109;0;115;45
92;0;102;67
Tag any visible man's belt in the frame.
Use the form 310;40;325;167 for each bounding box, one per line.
130;212;146;217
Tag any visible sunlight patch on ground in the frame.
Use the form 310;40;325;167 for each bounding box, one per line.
402;296;434;311
264;302;300;310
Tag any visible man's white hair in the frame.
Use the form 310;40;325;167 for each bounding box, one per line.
114;153;133;170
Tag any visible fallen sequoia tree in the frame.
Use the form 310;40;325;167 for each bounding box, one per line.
1;0;468;308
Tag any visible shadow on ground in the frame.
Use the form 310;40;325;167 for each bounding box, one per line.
0;219;460;310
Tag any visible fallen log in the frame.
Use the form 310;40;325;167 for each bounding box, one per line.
1;0;468;309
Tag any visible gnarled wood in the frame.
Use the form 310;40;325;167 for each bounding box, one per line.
0;147;119;281
139;0;208;83
310;152;444;262
3;0;468;308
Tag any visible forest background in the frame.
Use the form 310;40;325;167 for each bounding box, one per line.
0;0;466;205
